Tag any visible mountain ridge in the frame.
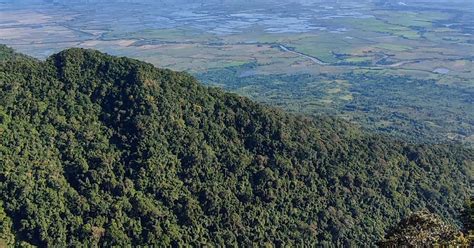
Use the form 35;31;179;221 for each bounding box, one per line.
0;47;472;246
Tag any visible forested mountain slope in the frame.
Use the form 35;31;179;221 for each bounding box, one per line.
0;48;472;246
0;45;30;62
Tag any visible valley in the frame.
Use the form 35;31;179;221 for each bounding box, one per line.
0;1;473;246
0;0;473;143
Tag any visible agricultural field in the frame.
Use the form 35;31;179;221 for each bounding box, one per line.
0;0;472;144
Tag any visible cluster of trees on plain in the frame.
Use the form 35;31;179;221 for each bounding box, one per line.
198;62;473;145
0;46;472;246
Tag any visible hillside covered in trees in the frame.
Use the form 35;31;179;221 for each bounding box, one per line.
0;47;472;246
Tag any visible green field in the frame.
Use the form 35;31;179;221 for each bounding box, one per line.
0;0;472;144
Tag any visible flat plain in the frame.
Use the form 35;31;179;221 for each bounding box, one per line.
0;0;472;143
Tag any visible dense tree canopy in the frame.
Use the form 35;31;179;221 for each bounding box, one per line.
0;47;472;246
378;210;470;247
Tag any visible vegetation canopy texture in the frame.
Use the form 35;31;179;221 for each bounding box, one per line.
378;210;470;247
0;47;472;246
